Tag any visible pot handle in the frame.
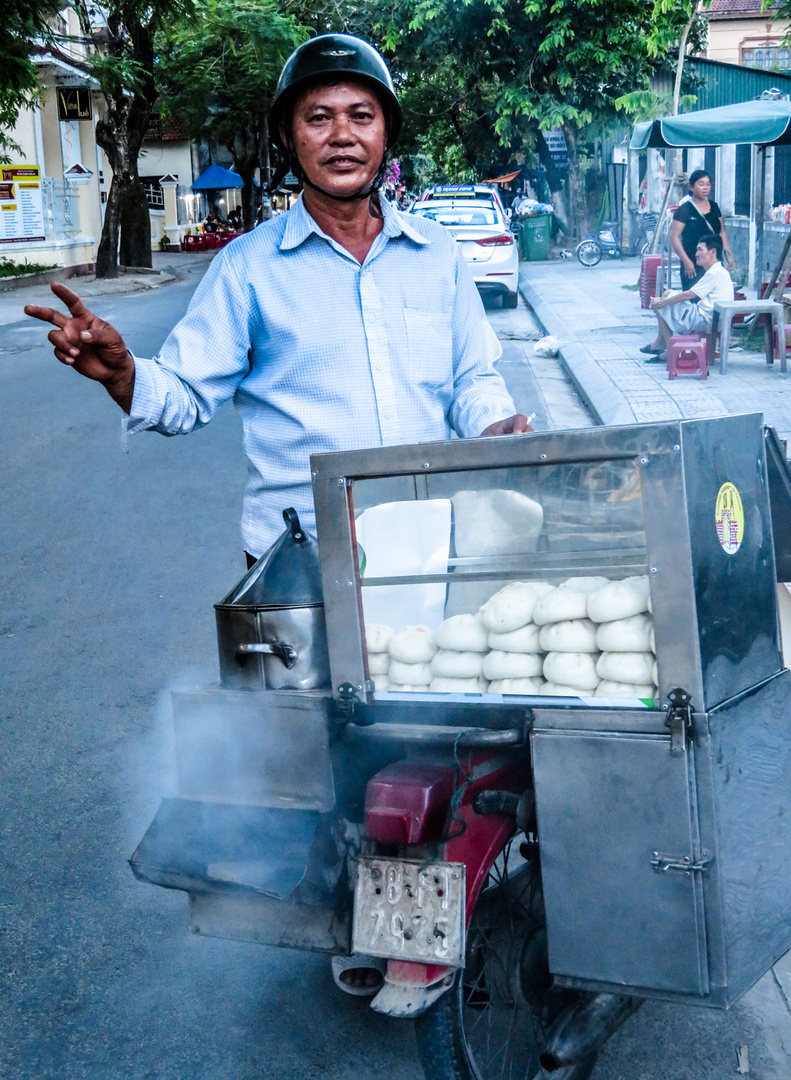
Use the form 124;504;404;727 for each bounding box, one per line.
236;641;298;669
283;507;306;544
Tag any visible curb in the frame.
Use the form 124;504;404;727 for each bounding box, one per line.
519;270;636;427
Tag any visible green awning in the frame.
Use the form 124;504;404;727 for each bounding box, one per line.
630;99;791;149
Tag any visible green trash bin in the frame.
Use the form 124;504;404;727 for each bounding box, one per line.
519;213;552;261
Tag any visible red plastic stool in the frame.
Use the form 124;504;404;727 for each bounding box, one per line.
774;324;791;359
667;334;709;380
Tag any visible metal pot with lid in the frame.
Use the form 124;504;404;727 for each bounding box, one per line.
215;508;330;690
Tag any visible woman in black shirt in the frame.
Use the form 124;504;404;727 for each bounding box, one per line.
671;170;735;290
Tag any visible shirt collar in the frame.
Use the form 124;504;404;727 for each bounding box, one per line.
280;192;429;251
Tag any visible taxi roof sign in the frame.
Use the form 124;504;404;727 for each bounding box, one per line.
433;185;475;192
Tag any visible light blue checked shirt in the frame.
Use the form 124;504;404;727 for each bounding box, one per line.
128;195;516;555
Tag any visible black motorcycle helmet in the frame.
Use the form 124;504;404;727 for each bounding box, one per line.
269;34;402;205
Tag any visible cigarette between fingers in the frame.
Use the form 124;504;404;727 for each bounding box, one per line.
526;413;536;425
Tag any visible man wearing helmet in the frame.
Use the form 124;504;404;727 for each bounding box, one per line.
25;35;527;563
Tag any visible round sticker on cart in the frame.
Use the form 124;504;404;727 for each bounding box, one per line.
715;482;744;555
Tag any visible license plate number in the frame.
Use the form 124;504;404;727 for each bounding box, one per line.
352;857;466;967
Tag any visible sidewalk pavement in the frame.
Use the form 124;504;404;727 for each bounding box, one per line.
520;257;791;442
0;250;214;328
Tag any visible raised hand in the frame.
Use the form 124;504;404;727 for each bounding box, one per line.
24;283;135;412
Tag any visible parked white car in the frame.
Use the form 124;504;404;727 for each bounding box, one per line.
408;197;519;308
415;184;508;217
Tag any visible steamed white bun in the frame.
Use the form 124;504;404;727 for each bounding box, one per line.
539;619;598;653
488;677;544;695
389;660;434;685
480;582;542;633
429;677;488;693
483;651;544;680
595;613;654;653
365;623;392;653
367;652;390;675
431;650;485;678
435;613;489;653
487;623;543;653
540;682;584;697
388;625;437;664
596;651;655;686
595;680;656;698
587;576;651;624
533;588;589;626
543;652;600;691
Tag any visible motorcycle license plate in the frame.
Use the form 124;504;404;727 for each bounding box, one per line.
352;857;466;968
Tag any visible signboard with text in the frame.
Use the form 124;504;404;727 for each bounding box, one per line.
0;166;46;243
57;87;92;121
545;128;569;171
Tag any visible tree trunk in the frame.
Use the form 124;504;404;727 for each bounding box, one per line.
96;174;123;279
673;1;701;116
120;176;152;268
241;179;256;231
563;124;586;240
230;139;258;232
96;110;153;275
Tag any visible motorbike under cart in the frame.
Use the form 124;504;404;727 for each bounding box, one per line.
132;414;791;1080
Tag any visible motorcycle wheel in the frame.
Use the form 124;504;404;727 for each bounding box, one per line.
575;240;602;267
414;840;597;1080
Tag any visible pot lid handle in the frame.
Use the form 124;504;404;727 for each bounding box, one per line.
282;507;306;545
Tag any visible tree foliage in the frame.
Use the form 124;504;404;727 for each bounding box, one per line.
0;1;55;161
354;0;708;230
157;0;305;230
41;1;191;275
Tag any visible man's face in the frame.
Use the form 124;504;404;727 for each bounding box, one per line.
695;241;717;270
285;80;387;198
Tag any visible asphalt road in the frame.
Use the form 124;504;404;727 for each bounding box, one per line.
2;260;789;1079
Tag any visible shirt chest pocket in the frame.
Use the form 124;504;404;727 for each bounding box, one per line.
402;308;454;389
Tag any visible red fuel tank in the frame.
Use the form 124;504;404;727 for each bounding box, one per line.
365;762;455;844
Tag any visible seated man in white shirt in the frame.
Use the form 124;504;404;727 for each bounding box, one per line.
641;234;734;360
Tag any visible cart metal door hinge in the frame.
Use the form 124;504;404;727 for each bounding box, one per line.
651;849;712;876
665;687;693;755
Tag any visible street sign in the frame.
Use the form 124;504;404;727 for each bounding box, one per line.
545;128;569;171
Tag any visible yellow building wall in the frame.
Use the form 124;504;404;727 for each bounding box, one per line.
705;18;791;66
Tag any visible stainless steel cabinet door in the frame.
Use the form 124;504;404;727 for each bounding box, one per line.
532;729;709;995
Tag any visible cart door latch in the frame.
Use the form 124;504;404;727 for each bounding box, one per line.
651;849;712;875
665;687;693;755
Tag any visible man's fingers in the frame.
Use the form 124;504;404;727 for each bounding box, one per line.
48;328;80;356
53;348;75;366
509;413;530;433
50;282;90;318
24;303;69;329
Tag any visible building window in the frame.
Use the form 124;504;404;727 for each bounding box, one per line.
742;45;791;70
735;144;752;216
140;176;165;209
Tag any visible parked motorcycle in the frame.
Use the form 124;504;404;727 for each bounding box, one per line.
576;214;658;266
575;223;621;266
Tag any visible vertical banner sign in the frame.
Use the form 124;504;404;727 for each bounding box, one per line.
0;166;46;243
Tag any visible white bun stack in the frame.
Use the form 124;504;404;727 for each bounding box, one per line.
386;625;436;692
530;577;607;696
429;613;489;693
587;577;657;699
365;623;392;692
365;575;657;701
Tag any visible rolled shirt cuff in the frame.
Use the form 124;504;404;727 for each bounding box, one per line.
125;354;165;434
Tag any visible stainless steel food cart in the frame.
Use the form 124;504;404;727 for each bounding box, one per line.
132;413;791;1077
